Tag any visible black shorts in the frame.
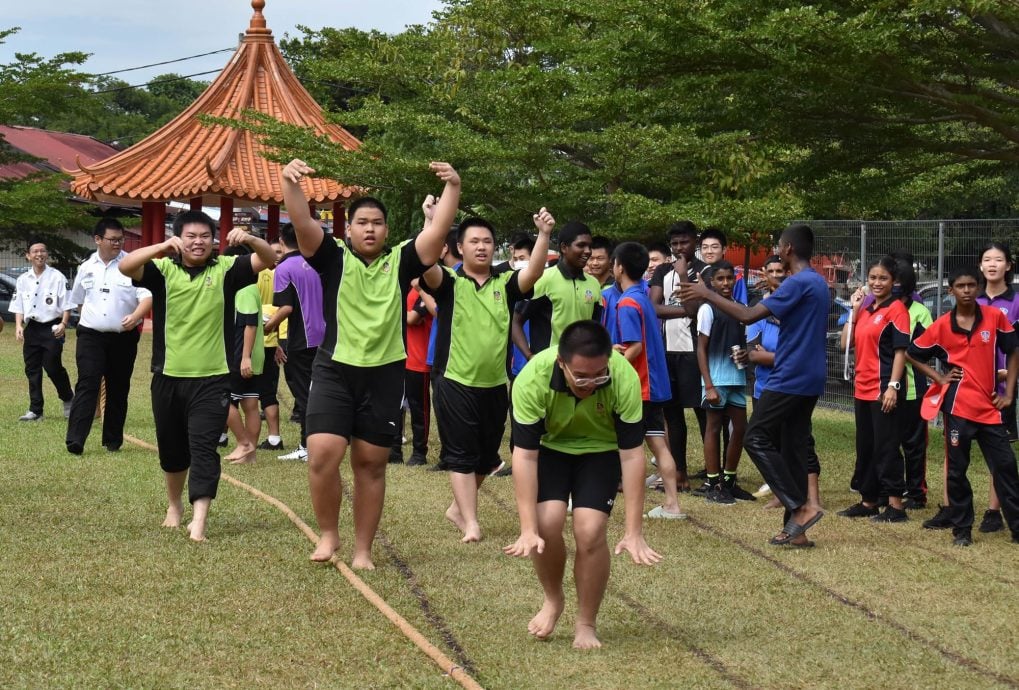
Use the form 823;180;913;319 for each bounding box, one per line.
666;351;702;408
537;446;621;515
643;401;665;437
436;376;508;474
305;353;405;447
259;346;280;408
230;370;260;400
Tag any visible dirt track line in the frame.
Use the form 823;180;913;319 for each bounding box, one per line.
687;515;1019;690
123;434;485;690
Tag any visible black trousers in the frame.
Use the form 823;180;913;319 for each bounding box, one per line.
744;391;818;518
23;319;73;415
431;370;450;467
283;345;316;446
854;399;905;503
402;369;430;458
151;373;230;503
897;398;928;501
663;352;707;473
65;326;140;450
751;396;821;476
259;345;280;409
944;414;1019;538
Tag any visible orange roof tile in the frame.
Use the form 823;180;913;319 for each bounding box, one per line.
69;0;360;205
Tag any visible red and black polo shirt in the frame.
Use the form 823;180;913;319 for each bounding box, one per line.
854;297;911;401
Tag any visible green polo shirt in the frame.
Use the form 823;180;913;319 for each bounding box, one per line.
234;284;265;376
522;264;602;354
428;264;529;387
307;237;427;368
511;348;644;454
138;255;255;377
905;300;934;401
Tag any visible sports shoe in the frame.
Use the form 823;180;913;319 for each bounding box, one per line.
645;505;688;520
645;472;662;489
63;400;72;418
923;505;953;530
649;455;658;467
257;438;284;451
953;530;973;547
18;411;42;421
705;483;736;505
871;506;908;523
901;497;927;510
979;509;1004;533
493;464;512;477
837;502;879;518
279;445;308;462
489;460;506;476
691;468;708;480
218;436;229;448
407;454;428;467
691;481;711;497
753;483;772;498
723;477;757;502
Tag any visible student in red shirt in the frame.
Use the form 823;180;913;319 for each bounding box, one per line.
907;265;1019;546
391;279;436;466
838;256;911;522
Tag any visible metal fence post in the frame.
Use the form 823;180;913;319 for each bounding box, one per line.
937;222;946;318
859;222;866;281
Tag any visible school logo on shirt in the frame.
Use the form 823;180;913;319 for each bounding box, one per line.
980;330;991;343
1001;307;1010;317
585;289;594;303
205;275;214;289
872;314;885;325
950;429;960;447
493;290;503;302
45;296;53;305
596;402;606;415
382;261;391;274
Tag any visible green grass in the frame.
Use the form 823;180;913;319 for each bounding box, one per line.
1;331;1017;689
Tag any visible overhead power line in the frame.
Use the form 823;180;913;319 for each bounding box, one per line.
90;70;222;95
94;48;234;76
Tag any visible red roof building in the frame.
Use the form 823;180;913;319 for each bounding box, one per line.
0;125;120;182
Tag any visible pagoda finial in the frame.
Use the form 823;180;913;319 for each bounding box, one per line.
247;0;271;35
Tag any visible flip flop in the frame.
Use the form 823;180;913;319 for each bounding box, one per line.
782;510;825;539
645;505;689;520
768;535;815;548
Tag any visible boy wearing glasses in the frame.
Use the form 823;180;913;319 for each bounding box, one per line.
65;218;152;454
505;320;661;649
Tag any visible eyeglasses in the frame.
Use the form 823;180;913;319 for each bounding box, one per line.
562;362;611;387
101;236;124;244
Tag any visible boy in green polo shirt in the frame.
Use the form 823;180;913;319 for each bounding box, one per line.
421;209;553;543
119;212;277;543
282;158;462;568
504;320;661;649
223;244;266;466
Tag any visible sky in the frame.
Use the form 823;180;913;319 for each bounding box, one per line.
1;0;446;85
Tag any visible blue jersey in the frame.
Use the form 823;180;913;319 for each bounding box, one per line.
746;316;780;399
761;267;829;396
614;285;670;403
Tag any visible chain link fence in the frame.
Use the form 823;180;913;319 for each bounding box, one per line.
809;219;1019;412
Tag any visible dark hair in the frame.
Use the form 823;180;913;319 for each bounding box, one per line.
590;235;614;253
667;220;699;240
221;244;251;257
26;236;47;252
172;210;217;238
511;234;536;254
704;260;735;283
444;229;462;260
612;242;649;281
896;259;917;305
866;255;898;280
456;217;496;244
779;223;814;260
279;222;297;248
348;196;388;222
557;220;592;250
647;242;670;258
889;249;915;264
699;227;727;248
949;265;982;287
558;320;612;361
94;217;124;238
980;241;1014;284
763;254;783;268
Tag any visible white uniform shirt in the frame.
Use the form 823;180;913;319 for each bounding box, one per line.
12;265;69;323
68;251;152;332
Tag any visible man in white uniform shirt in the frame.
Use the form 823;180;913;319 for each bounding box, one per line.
12;238;74;421
65;219;153;454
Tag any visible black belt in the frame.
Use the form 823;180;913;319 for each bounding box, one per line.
25;317;61;327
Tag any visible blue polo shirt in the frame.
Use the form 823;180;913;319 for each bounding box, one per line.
760;267;829;397
746;316;780;399
614;284;670;403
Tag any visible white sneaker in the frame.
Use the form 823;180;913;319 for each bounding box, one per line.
753;483;772;498
645;472;662;489
489;460;506;476
19;411;42;422
279;445;308;462
645;505;688;520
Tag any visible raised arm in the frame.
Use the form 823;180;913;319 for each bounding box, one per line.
119;237;181;281
280;159;325;258
414;162;461;266
679;279;770;324
226;228;276;273
517;208;554;293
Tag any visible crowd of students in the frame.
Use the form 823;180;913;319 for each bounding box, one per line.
11;162;1019;649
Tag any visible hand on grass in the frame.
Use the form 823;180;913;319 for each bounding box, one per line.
614;534;662;566
503;532;544;558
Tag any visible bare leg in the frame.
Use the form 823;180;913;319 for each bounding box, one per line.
264;403;280;438
187;497;211;542
989;477;1000;511
450;471;486;542
807;472;823;511
162;470;187;527
703;412;722;475
307;432;349;561
571;507;610;649
349;438;389;570
646;436;682;514
226;399;259;463
722;407;747;472
529;501;568;640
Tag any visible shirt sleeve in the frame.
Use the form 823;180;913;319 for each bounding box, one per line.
273;283;296;308
399;239;429;286
761;274;803;321
68;267;86;308
996;309;1018;355
746;320;763;345
616;299;643;345
135;260;165;291
134;286;153;301
697;303;714;336
907;318;942;362
510;362;547;451
10;276;26;314
419;266;454;301
306;235;340;274
55;271;69;311
891;303;911;350
225;255;256;290
610;354;644;450
649;263;671;290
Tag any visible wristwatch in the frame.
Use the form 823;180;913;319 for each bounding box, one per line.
887;381;901;391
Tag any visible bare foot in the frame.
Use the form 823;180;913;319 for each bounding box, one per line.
461;522;482;543
162;501;183;528
573;623;602;650
528;595;565;640
310;533;340;562
445;503;466;531
351;551;375;570
224;443;255;461
187;520;207;543
764;497;782;509
228;450;256;465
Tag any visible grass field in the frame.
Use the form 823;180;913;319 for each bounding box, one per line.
2;330;1018;689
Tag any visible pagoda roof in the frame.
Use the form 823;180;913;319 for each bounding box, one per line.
69;0;360;206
